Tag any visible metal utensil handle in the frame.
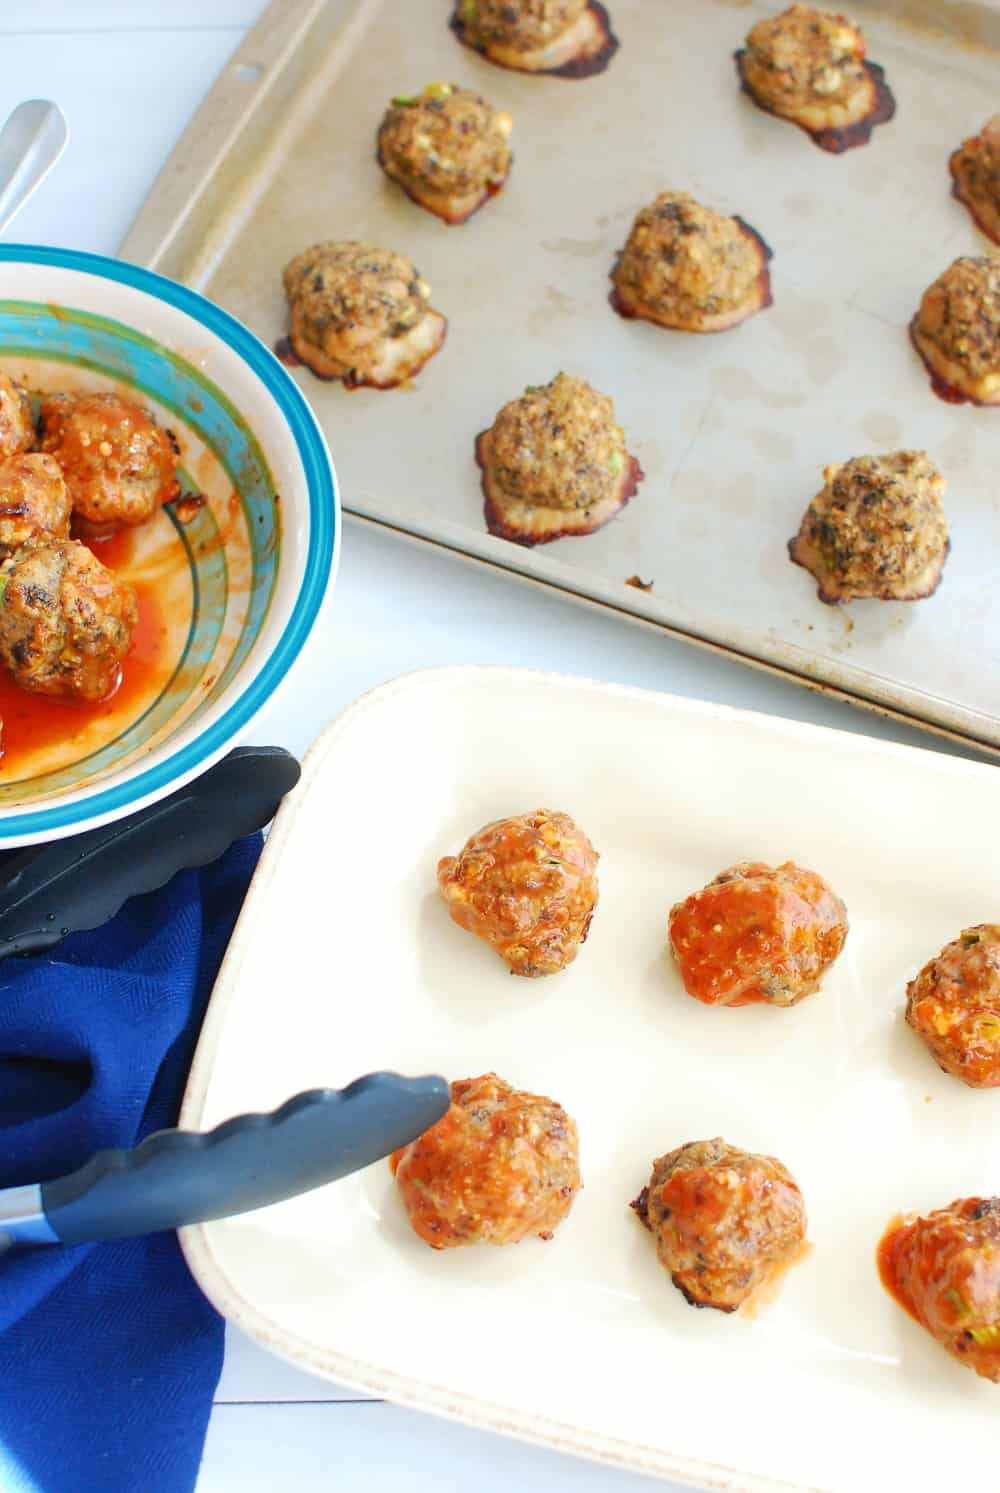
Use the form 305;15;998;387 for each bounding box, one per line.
0;1072;450;1249
0;101;68;236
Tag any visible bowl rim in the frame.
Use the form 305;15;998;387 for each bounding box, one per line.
0;243;337;839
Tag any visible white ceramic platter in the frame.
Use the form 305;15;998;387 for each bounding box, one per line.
181;667;1000;1493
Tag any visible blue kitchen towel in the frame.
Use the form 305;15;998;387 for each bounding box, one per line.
0;833;262;1493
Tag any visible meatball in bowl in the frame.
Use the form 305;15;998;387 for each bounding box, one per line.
0;246;336;845
377;83;513;225
611;193;772;334
451;0;619;79
477;373;643;545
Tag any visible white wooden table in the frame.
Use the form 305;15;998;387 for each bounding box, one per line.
1;4;987;1488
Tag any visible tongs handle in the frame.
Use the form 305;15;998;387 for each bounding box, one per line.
0;746;300;960
0;1072;450;1249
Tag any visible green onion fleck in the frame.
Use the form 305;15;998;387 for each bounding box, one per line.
392;95;417;106
463;0;477;17
608;449;625;475
524;383;540;394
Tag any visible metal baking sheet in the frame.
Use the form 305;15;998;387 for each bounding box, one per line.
122;0;1000;750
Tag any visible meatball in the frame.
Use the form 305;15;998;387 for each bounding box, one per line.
452;0;617;78
788;451;949;605
668;861;848;1008
0;453;71;558
950;116;1000;247
880;1198;1000;1382
390;1072;581;1248
610;193;772;334
377;82;513;225
281;241;447;389
0;539;137;702
476;373;643;545
437;808;599;976
911;257;1000;406
632;1138;807;1312
39;391;179;535
736;5;895;153
0;371;35;459
905;926;1000;1089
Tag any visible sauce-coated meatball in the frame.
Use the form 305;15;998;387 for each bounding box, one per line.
911;257;1000;405
282;240;446;388
737;5;894;152
0;453;71;558
0;538;137;702
950;115;1000;247
669;860;848;1008
611;193;771;334
453;0;616;77
477;373;642;544
437;808;599;976
632;1138;807;1311
377;83;512;224
39;391;179;534
880;1198;1000;1382
0;372;35;459
390;1072;581;1248
906;926;1000;1088
788;451;949;605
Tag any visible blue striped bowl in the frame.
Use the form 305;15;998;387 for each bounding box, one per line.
0;246;338;845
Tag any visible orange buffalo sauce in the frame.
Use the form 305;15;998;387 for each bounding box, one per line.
0;531;169;777
877;1214;920;1322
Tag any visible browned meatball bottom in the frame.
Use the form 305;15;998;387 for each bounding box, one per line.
611;193;772;333
632;1138;807;1311
0;453;71;558
950;115;1000;246
390;1072;581;1249
282;241;446;388
453;0;615;76
789;451;949;604
477;373;643;544
737;5;894;152
39;391;179;535
0;372;35;459
911;257;1000;405
437;808;599;976
906;926;1000;1089
0;539;137;701
378;83;513;224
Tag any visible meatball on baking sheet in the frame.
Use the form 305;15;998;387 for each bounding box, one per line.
127;0;1000;752
0;361;251;788
181;672;1000;1493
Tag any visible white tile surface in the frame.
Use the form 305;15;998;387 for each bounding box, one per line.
3;4;993;1490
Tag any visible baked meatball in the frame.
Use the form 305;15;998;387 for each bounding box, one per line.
0;453;71;558
632;1138;807;1312
610;193;772;334
0;539;137;702
281;241;447;388
880;1198;1000;1382
0;371;35;459
390;1072;581;1248
451;0;617;78
437;808;599;976
906;926;1000;1089
950;115;1000;247
911;257;1000;406
476;373;643;545
39;391;179;536
377;82;513;225
669;861;848;1008
788;451;949;605
736;5;895;153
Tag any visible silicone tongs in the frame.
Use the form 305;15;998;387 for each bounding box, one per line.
0;1072;450;1251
